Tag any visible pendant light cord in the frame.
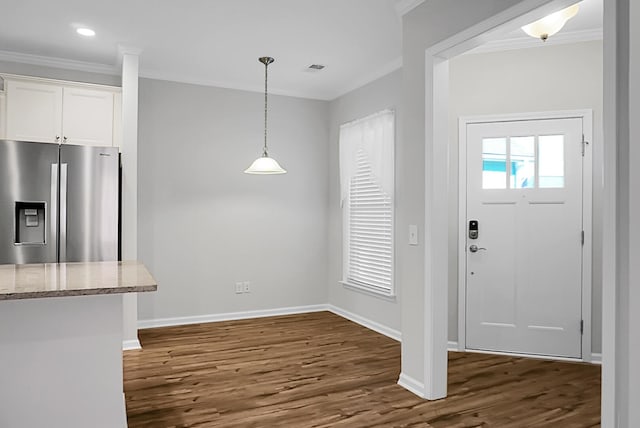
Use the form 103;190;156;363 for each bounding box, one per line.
263;60;269;156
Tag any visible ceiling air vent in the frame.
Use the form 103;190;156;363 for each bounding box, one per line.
308;64;326;71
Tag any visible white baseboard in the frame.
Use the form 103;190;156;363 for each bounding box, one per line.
397;372;425;398
328;304;401;341
591;352;602;364
138;304;328;330
122;339;141;351
448;340;459;351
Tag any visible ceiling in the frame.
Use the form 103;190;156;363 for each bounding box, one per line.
0;0;602;101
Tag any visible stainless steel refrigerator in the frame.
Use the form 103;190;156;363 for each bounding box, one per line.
0;140;119;264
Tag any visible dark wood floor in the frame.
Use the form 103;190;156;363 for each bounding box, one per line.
123;311;601;428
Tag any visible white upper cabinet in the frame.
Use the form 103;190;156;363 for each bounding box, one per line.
6;80;63;143
62;87;114;147
3;75;120;147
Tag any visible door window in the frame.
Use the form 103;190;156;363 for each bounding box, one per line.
482;134;565;190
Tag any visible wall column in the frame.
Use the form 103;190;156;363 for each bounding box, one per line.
120;46;141;349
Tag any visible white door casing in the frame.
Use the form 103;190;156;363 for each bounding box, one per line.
458;111;593;361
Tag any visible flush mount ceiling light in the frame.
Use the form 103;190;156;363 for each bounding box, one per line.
76;27;96;37
521;3;579;42
244;57;287;175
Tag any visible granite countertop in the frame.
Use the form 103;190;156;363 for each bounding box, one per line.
0;260;157;301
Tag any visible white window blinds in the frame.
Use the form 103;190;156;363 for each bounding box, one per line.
339;110;394;296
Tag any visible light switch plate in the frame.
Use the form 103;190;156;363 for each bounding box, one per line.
235;282;244;294
409;225;418;246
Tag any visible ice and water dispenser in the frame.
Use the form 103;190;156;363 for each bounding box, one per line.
15;201;46;245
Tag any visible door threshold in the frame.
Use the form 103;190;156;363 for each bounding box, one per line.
461;347;589;364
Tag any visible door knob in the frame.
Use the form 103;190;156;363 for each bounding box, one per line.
469;244;487;253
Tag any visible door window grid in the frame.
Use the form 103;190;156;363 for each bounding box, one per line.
482;135;564;189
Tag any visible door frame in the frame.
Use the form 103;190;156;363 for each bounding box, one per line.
457;110;593;362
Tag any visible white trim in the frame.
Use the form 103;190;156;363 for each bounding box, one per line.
330;57;402;101
423;0;582;404
138;304;328;330
138;303;402;345
600;0;617;425
421;51;450;401
0;72;121;92
121;393;127;428
117;45;143;58
0;90;5;139
122;339;141;351
397;372;426;398
340;281;397;302
458;110;594;124
458;117;468;353
0;48;399;102
581;111;594;363
457;109;594;363
451;344;603;365
137;68;329;100
328;304;401;341
395;0;425;17
0;49;119;76
464;348;585;364
425;0;579;60
466;28;603;55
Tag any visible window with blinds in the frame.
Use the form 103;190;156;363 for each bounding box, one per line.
348;149;393;293
339;109;394;296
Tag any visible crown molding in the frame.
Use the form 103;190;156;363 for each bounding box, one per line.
395;0;426;17
117;45;143;57
0;49;119;76
0;48;403;101
466;28;603;55
330;56;402;101
138;68;332;100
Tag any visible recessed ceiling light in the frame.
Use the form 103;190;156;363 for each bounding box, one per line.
76;28;96;37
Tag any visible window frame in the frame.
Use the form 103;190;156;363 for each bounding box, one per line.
338;109;395;297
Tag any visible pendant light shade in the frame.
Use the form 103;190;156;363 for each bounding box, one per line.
521;3;579;42
244;56;287;175
244;152;287;174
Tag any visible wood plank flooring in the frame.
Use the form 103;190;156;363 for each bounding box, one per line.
123;311;600;427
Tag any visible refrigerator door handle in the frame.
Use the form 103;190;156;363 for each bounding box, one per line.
50;164;58;260
59;163;68;262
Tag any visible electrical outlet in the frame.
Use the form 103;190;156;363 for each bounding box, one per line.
235;282;244;294
243;281;251;293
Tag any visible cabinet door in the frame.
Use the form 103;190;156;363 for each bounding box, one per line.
62;87;114;147
6;80;63;143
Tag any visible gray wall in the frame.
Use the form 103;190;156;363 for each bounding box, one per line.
137;78;330;321
448;40;604;353
327;69;402;333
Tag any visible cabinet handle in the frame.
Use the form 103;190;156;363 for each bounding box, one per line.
55;136;60;142
62;136;67;144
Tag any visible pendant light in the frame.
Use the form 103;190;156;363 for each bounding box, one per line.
521;3;579;42
244;56;287;174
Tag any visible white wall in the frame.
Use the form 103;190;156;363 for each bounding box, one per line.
327;69;402;335
137;78;330;322
448;40;604;353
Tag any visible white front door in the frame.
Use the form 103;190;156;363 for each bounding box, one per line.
464;117;585;359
